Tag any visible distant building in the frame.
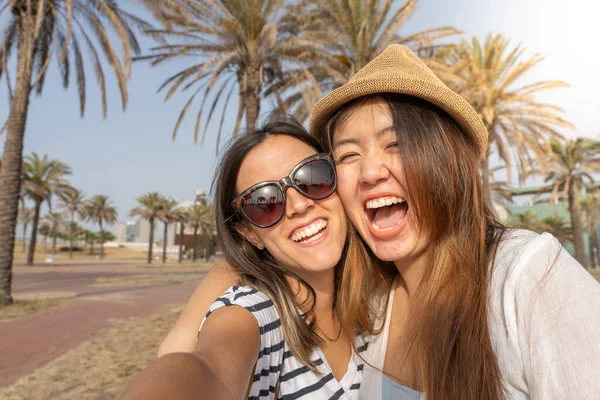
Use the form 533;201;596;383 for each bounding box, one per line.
115;219;151;243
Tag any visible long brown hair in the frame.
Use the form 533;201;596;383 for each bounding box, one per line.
213;112;392;369
323;94;505;400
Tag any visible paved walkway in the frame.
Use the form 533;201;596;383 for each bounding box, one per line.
0;264;204;388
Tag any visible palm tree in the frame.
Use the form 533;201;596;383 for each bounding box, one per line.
158;198;178;264
58;189;85;259
439;34;573;205
276;0;459;121
21;153;71;266
83;230;98;255
38;222;51;252
43;212;65;255
18;206;34;253
187;203;213;262
84;195;118;259
66;221;84;252
0;1;149;305
540;216;573;248
544;138;600;268
129;192;164;264
174;207;190;263
140;0;329;149
511;210;542;232
581;192;600;268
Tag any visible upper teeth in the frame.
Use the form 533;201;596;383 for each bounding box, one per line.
291;219;327;242
366;196;405;209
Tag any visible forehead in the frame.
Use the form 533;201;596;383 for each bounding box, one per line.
236;135;317;191
332;100;394;145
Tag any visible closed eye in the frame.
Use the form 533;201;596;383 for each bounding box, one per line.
386;141;399;150
336;153;358;163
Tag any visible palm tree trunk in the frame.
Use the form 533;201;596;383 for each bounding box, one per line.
162;222;168;264
244;65;261;130
147;218;154;264
27;201;42;266
69;212;74;259
178;223;185;263
192;227;198;262
90;241;95;255
0;16;37;304
480;150;492;207
52;235;57;255
22;223;28;253
569;181;587;267
99;219;105;259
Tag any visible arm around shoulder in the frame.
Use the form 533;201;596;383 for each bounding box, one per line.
157;260;240;357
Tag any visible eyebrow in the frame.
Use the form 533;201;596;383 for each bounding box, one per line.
332;125;395;149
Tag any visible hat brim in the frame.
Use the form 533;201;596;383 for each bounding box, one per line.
309;74;488;158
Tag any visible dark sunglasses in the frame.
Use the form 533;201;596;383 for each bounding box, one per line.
232;153;337;228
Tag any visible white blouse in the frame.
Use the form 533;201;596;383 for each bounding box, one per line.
361;229;600;399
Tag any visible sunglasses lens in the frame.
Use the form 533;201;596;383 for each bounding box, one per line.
293;159;336;199
241;185;285;227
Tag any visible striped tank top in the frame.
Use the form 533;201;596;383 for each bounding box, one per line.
201;286;368;399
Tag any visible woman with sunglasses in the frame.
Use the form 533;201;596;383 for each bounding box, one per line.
150;45;600;400
123;114;391;400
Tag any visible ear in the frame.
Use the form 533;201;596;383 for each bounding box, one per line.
236;223;265;250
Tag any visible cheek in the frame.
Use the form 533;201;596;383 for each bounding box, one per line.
335;167;359;207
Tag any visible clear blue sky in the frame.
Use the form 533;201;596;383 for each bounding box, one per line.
1;0;599;234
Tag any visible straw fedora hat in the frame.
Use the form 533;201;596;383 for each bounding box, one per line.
309;44;488;158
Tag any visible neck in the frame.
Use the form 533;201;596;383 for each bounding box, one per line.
393;250;430;297
288;268;336;319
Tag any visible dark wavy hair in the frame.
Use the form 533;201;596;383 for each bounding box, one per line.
212;111;392;368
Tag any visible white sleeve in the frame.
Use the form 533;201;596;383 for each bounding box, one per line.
513;233;600;399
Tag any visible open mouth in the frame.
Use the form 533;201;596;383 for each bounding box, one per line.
291;219;328;244
365;196;408;231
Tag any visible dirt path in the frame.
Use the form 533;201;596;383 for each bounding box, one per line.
0;267;202;388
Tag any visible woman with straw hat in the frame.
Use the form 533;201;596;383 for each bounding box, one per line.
135;45;600;400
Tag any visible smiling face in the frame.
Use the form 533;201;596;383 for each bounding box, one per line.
331;98;429;264
236;135;347;279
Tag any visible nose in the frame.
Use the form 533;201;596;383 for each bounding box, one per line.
285;188;314;218
359;154;390;185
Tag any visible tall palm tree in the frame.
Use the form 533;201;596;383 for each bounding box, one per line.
544;138;600;268
21;153;71;266
438;34;573;205
140;0;327;149
58;188;85;259
18;206;34;253
174;207;190;263
84;195;118;259
43;212;65;255
276;0;459;121
129;192;164;264
158;198;178;264
187;203;213;262
0;1;149;305
581;193;600;268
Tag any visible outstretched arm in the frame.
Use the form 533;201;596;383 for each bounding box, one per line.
122;306;259;400
157;260;240;357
